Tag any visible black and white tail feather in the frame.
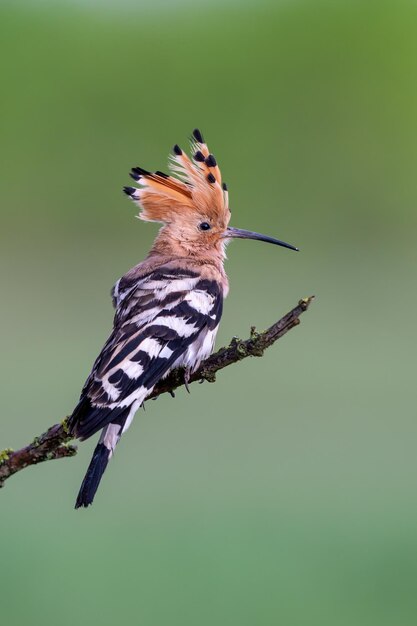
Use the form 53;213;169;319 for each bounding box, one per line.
69;266;223;508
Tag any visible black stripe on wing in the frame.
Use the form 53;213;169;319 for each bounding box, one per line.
102;325;178;373
70;397;131;441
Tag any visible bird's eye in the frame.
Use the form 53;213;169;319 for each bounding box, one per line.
199;222;211;231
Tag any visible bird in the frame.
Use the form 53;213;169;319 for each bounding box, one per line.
68;128;298;508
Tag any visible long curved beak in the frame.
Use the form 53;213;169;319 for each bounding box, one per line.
225;227;299;251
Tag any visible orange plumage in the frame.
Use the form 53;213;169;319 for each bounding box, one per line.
128;135;226;218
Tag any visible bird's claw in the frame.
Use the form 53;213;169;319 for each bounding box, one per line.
184;368;191;394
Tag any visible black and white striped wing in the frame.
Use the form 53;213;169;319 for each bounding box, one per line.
70;268;223;440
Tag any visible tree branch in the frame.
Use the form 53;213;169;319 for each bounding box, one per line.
0;296;314;488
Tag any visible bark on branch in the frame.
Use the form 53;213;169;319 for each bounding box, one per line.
0;296;314;488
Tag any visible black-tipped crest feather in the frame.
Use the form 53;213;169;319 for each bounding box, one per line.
193;128;204;143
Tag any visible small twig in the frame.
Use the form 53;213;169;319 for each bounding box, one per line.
0;296;314;488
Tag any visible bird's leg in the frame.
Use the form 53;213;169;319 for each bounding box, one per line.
184;368;191;394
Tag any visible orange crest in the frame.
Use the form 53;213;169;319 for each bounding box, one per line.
124;129;229;225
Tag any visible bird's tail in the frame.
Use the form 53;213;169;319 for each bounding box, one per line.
75;422;124;508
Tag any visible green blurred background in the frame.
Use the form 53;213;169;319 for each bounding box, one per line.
1;1;417;624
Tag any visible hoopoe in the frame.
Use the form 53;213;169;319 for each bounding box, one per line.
69;129;298;508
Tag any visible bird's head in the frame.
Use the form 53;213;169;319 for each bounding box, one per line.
124;129;298;259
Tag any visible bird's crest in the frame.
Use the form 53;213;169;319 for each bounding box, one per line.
124;129;229;224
